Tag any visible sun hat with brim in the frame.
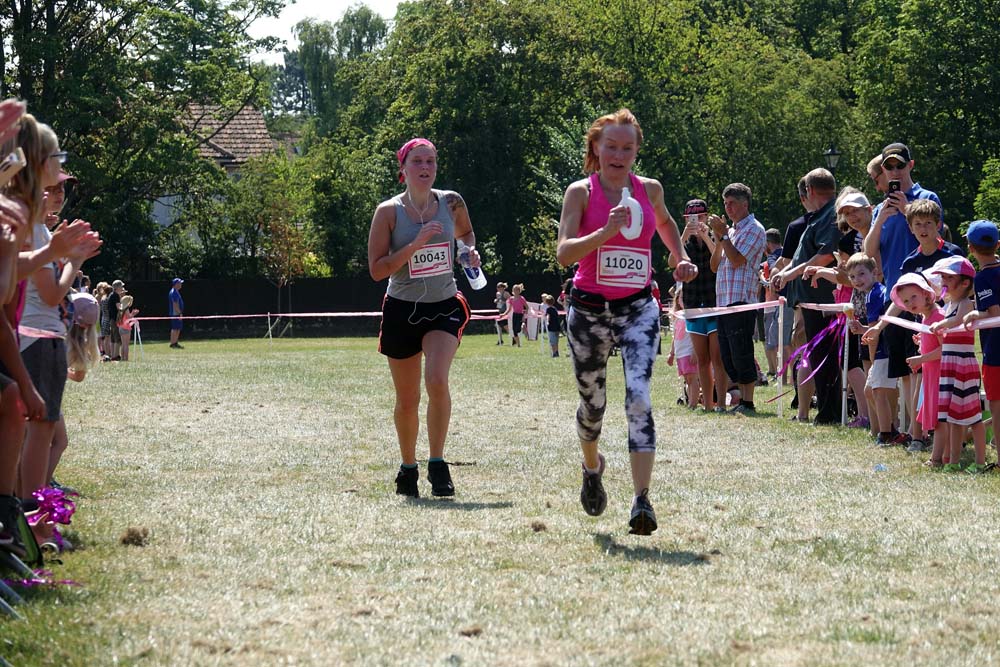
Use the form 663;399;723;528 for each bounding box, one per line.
69;292;99;328
929;256;976;279
890;272;941;310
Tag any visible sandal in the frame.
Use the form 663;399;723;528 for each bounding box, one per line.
923;459;943;468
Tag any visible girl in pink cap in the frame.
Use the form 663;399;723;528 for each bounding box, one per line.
368;138;480;498
890;273;944;465
929;257;989;472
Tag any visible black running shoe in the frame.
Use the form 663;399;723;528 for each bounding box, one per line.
395;466;419;497
580;454;607;516
427;460;455;497
628;488;657;535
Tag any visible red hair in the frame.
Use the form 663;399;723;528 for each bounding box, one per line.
583;109;643;174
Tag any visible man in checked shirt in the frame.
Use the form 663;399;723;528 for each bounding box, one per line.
709;183;767;415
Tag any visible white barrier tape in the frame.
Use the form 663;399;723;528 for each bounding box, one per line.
673;298;784;320
797;302;854;314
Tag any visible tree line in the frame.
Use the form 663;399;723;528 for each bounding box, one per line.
4;0;1000;282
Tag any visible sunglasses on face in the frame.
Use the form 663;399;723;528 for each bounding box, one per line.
883;161;906;171
49;151;68;164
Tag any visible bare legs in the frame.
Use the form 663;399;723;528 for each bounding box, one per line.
690;332;715;410
387;330;459;465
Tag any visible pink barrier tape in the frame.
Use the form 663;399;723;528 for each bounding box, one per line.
134;308;567;323
17;325;64;339
879;315;932;335
672;298;784;320
879;313;1000;336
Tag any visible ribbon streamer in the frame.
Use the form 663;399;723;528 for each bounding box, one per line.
27;487;76;526
673;299;784;321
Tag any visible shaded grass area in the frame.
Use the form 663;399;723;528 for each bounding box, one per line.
2;334;1000;666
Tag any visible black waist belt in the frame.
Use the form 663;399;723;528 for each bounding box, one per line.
570;285;652;313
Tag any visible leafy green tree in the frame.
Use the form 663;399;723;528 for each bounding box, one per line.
975;159;1000;224
854;0;1000;226
1;0;283;278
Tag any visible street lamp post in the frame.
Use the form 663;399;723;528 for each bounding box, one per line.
823;143;842;173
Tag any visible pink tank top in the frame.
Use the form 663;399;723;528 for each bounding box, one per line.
572;172;656;300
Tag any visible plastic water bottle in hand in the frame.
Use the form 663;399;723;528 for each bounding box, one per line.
618;187;643;240
456;240;487;290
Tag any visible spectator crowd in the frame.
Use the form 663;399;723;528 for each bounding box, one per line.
664;142;1000;474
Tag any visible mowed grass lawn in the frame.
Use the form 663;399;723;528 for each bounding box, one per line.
3;333;1000;666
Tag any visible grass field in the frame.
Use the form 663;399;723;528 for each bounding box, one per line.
2;334;1000;666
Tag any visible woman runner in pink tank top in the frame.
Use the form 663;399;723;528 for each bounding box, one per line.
556;109;697;535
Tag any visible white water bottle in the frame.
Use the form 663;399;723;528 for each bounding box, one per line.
456;240;487;290
619;187;643;240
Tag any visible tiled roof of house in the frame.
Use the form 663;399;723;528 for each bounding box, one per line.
186;104;277;168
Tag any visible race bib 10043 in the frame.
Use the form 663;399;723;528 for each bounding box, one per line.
408;241;452;278
597;246;651;288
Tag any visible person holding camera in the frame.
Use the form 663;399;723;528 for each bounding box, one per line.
862;143;942;445
668;198;729;411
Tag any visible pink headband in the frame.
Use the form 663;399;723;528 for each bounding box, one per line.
396;138;436;183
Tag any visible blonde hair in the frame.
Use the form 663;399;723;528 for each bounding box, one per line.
583;109;643;174
866;155;883;178
513;283;524;294
95;281;111;298
66;321;100;373
2;114;58;225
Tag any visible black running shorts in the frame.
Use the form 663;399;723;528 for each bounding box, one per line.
378;293;470;359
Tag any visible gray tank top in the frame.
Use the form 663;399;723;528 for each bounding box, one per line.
386;189;458;303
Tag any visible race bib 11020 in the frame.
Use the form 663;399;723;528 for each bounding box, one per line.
597;245;650;288
408;242;452;278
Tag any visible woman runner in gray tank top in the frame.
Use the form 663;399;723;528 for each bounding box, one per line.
368;138;481;499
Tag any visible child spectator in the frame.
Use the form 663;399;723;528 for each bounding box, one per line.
859;255;899;445
962;220;1000;467
107;279;124;359
542;293;560;357
667;286;700;408
117;294;139;361
891;273;944;465
494;281;510;345
501;283;528;348
928;257;989;472
761;227;782;379
804;249;872;431
95;281;112;359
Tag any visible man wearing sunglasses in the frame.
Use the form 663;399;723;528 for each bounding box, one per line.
863;142;942;446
